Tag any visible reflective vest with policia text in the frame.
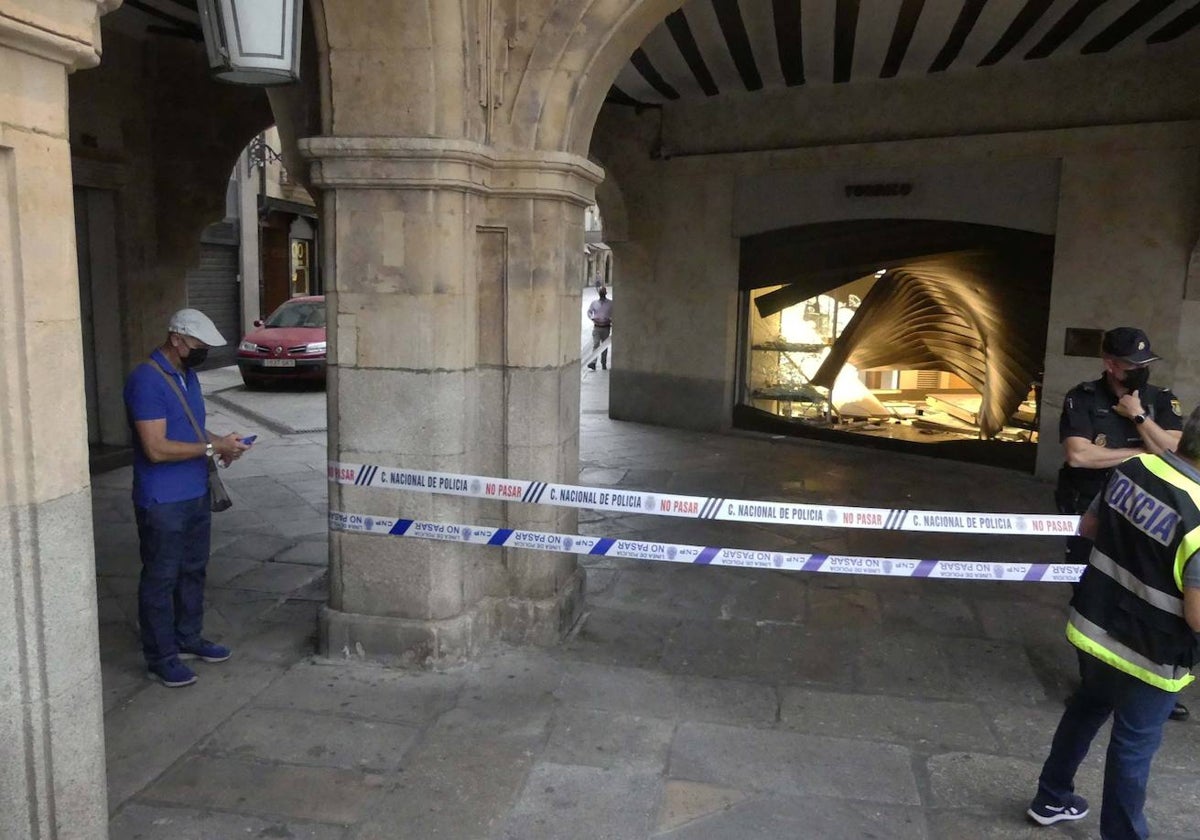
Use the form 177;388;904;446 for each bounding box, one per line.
1067;452;1200;692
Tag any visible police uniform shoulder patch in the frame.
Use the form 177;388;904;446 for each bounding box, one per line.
1171;398;1182;416
1094;433;1107;447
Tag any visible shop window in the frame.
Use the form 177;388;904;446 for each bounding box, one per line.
291;238;310;296
740;276;1038;445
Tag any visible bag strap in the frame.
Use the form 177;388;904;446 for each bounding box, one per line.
148;359;206;445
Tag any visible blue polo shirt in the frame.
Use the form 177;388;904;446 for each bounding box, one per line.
124;349;209;507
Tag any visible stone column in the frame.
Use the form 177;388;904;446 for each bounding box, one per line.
0;2;114;838
303;137;601;663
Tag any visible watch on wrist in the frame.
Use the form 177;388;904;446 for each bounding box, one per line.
205;442;215;457
1134;413;1147;425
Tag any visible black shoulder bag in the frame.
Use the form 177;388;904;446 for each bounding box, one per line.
150;362;233;513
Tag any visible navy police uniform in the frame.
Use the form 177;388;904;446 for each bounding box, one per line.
1055;377;1183;515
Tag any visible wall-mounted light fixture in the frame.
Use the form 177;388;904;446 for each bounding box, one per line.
198;0;302;85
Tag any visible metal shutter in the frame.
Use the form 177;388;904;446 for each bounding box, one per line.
185;242;240;369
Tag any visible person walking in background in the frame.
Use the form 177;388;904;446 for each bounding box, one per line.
124;309;251;687
1055;325;1187;720
1027;404;1200;838
586;285;613;371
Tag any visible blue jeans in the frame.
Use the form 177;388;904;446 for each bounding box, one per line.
1037;650;1178;839
135;495;212;666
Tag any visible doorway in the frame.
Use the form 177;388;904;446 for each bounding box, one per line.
73;186;126;451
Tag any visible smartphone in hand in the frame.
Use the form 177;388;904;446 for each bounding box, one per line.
241;435;257;445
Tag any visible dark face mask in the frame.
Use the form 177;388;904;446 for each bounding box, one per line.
1120;366;1150;392
181;346;208;369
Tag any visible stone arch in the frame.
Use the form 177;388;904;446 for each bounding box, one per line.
513;0;683;153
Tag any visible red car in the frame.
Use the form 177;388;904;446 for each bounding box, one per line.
237;295;327;389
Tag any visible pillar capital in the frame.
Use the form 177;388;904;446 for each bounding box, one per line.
0;0;117;71
300;136;604;206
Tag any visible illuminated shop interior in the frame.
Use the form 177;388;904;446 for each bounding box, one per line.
736;221;1055;467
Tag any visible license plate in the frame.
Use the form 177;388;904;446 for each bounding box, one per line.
263;359;296;368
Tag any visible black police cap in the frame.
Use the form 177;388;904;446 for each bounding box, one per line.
1102;327;1161;364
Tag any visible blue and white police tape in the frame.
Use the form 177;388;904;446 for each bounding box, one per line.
329;510;1084;583
328;461;1079;537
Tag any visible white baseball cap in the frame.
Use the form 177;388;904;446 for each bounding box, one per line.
168;308;226;347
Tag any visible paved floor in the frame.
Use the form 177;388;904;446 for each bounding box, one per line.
96;360;1200;840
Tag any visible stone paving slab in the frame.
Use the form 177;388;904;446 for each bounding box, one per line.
351;727;542;840
104;658;288;810
277;538;329;566
660;617;757;678
202;707;419;772
108;802;349;840
724;572;808;623
669;721;922;804
936;636;1047;707
779;687;998;752
755;623;859;687
553;661;777;726
925;752;1103;812
496;763;663;840
656;793;930;840
1144;773;1200;836
925;808;1091;839
251;660;464;725
203;555;265;587
215;532;297;562
541;707;675;770
562;606;677;667
224;560;326;594
653;780;747;834
209;387;328;435
141;755;386;824
880;590;982;637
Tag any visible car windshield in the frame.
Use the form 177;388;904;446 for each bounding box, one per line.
265;300;325;329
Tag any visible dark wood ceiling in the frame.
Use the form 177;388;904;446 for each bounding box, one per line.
610;0;1200;105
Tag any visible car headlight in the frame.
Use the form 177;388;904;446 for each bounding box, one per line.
238;340;258;352
305;341;327;354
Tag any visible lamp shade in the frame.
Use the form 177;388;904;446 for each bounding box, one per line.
198;0;302;85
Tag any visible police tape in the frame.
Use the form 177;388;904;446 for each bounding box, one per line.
329;510;1084;583
328;461;1078;537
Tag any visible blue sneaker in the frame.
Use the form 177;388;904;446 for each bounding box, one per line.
177;639;231;663
148;657;197;687
1027;792;1089;826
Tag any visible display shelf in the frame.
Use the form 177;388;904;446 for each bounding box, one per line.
750;341;827;353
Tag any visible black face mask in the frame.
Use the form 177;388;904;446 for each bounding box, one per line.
1120;366;1150;392
181;346;208;369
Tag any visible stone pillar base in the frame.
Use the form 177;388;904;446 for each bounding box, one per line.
320;569;585;666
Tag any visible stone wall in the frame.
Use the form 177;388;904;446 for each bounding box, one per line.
1;3;114;837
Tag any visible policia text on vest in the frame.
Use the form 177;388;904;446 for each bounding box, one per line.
1068;451;1200;690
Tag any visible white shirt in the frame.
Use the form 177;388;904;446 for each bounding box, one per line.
588;297;613;326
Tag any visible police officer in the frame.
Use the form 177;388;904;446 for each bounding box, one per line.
1028;404;1200;835
1056;325;1186;720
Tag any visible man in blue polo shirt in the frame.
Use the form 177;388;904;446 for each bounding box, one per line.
125;309;251;687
